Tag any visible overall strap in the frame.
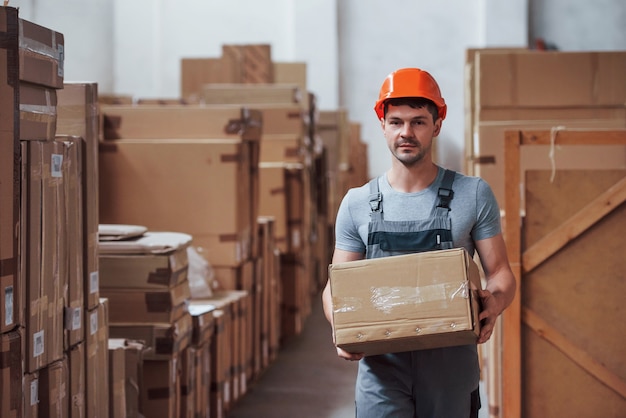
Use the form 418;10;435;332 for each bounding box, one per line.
436;169;456;211
368;177;382;212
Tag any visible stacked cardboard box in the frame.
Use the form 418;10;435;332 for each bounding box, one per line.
255;216;282;366
100;84;310;409
181;45;368;366
211;259;256;385
257;162;311;341
466;49;626;209
97;101;266;416
0;0;21;386
342;122;370;193
106;338;147;418
99;105;262;268
0;7;97;418
0;9;375;417
313;109;370;291
186;297;235;418
56;80;106;418
189;55;324;347
0;329;23;417
87;298;110;417
316;109;352;225
201;83;303;106
192;290;250;416
99;229;194;418
181;44;309;105
186;302;216;418
57;82;101;311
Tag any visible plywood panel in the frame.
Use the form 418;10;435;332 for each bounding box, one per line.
501;129;626;418
522;169;626;417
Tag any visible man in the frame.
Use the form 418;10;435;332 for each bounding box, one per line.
321;67;516;417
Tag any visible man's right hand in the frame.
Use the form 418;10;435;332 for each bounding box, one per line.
336;346;364;361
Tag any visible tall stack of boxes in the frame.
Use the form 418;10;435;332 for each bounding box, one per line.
14;8;73;418
255;216;282;366
57;80;104;418
107;338;147;418
98;230;194;417
0;8;24;417
184;49;327;344
1;7;369;416
94;43;370;415
0;6;110;417
186;302;216;418
18;13;67;394
97;103;263;416
314;108;370;288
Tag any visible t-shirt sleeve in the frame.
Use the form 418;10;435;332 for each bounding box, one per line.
334;189;367;254
472;178;502;241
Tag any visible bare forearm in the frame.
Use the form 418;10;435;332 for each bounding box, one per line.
475;234;517;343
484;268;516;315
321;282;334;325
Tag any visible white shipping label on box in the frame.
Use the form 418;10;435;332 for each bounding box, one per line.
90;271;99;294
30;379;39;406
51;154;63;177
90;311;98;335
33;330;44;357
4;286;13;326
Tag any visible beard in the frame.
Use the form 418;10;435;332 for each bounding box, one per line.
391;139;431;167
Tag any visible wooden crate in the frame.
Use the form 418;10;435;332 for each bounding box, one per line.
500;129;626;418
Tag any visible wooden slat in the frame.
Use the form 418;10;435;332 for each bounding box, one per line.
498;128;626;418
502;130;522;418
520;129;626;146
523;307;626;399
522;176;626;273
487;319;502;418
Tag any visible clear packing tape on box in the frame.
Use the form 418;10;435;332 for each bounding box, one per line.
336;281;469;314
333;281;471;332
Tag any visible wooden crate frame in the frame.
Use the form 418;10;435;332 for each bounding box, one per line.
500;129;626;418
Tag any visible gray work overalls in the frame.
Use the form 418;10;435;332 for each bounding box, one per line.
355;169;481;418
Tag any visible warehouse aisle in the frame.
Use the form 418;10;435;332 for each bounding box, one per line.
226;292;359;418
226;292;489;418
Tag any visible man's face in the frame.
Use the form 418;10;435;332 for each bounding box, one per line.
382;103;441;167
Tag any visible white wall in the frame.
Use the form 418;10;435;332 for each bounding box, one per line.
338;0;527;176
530;0;626;51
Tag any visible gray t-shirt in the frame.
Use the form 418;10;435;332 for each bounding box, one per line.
335;166;502;257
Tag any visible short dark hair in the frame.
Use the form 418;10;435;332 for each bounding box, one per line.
383;97;439;122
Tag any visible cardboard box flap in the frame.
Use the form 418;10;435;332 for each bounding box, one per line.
188;302;217;345
99;223;148;241
188;301;216;317
99;231;192;255
109;312;193;358
107;337;147;352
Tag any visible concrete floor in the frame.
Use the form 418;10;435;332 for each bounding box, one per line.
226;292;489;418
226;293;358;418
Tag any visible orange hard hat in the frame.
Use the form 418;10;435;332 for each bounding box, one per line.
374;68;447;121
